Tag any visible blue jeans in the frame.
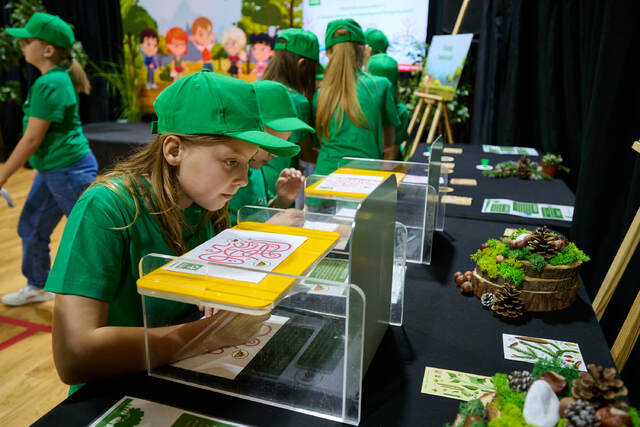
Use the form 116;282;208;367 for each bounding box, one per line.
18;152;98;288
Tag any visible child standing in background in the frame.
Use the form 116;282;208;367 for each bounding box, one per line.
44;70;299;391
1;12;97;307
363;28;390;65
229;80;315;225
262;28;319;197
314;19;400;176
367;53;410;160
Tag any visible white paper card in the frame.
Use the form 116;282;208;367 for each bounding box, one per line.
502;333;586;371
335;207;357;219
315;173;384;194
482;144;539;156
481;198;574;222
402;175;429;185
302;220;339;232
163;229;307;283
171;315;289;379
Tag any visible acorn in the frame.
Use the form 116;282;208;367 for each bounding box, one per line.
596;406;632;427
509;240;518;250
496;255;505;263
480;243;490;250
558;397;576;416
464;271;473;281
455;275;466;286
460;281;473;294
538;371;568;395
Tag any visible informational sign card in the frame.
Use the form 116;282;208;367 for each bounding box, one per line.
421;366;495;401
502;333;586;371
482;198;574;221
482;145;539;156
421;34;473;101
314;173;384;195
164;229;307;283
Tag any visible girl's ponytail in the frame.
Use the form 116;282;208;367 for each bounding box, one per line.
55;47;91;95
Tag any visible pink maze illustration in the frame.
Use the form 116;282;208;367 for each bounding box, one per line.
198;239;293;266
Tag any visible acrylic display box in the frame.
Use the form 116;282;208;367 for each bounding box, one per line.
304;139;444;265
136;175;402;426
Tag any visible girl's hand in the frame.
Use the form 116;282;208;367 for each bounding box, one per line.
274;168;304;208
198;304;219;318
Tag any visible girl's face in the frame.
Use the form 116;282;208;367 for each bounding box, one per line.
249;127;292;169
167;39;187;56
169;137;258;211
19;38;49;67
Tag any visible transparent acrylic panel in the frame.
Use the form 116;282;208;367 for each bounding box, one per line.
436;169;447;232
138;256;365;426
390;222;408;326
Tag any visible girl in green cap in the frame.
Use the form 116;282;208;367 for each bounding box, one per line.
314;19;401;176
42;71;298;392
1;12;96;307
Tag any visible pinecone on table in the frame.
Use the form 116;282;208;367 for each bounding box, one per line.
480;292;496;308
572;364;628;409
491;284;524;318
516;155;532;179
564;399;599;427
508;370;534;392
528;226;560;259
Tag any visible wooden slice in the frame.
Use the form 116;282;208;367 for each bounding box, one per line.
471;269;579;311
475;268;576;291
521;260;582;279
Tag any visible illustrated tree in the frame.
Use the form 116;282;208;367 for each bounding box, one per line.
211;44;228;72
238;0;289;34
281;0;303;28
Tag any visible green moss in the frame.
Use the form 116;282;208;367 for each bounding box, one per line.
526;253;546;271
471;242;506;279
548;243;590;266
628;407;640;427
556;418;567;427
503;246;531;260
497;258;525;286
459;399;485;418
531;358;579;395
492;373;526;409
487;403;533;427
470;422;487;427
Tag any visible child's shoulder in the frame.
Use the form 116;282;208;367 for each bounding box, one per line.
78;178;141;217
33;68;75;97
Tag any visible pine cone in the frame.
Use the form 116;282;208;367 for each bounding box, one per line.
508;370;534;392
480;292;496;308
564;399;599;427
528;226;561;259
491;284;524;318
572;364;628;408
516;155;532;179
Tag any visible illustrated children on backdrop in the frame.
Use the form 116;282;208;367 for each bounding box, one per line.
228;80;314;225
165;27;188;81
314;19;400;175
249;33;274;79
222;26;247;78
1;12;97;306
43;71;300;392
190;16;216;71
139;28;159;89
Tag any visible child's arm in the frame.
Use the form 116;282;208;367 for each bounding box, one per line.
0;117;50;188
382;126;396;160
52;293;268;385
269;167;304;209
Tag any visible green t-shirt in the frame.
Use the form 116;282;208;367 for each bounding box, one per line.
22;67;89;171
228;169;269;226
261;88;312;200
395;102;410;147
313;72;400;175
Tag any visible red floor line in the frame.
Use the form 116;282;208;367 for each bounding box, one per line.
0;328;39;351
0;315;52;333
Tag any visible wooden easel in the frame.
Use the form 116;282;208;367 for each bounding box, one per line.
403;0;470;159
591;140;640;371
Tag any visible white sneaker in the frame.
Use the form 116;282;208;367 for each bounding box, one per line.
2;286;54;306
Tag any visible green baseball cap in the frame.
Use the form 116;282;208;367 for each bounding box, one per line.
6;12;75;49
274;28;319;62
364;28;389;53
152;70;300;158
325;19;365;49
367;53;399;93
252;80;315;135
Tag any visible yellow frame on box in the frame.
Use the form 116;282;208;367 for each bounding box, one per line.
304;167;407;199
137;222;340;311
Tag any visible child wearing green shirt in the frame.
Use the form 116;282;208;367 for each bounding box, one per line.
43;70;299;390
228;80;315;225
1;12;97;306
314;19;400;176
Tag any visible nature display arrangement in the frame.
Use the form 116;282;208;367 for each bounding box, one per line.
453;227;590;317
445;359;638;427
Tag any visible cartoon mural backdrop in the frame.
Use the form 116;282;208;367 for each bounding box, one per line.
123;0;303;113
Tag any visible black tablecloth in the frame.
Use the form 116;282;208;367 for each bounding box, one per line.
411;143;576;232
34;217;613;427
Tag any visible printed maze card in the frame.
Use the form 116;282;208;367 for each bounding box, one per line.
163;229;307;283
421;367;495;401
482;145;539;156
172;315;289;380
315;173;384;195
482;198;574;222
89;396;249;427
502;333;586;371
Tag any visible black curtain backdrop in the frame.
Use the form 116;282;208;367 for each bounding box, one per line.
0;0;122;159
471;0;640;399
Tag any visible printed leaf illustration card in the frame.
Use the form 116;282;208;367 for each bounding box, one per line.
171;314;288;380
421;366;495;401
163;229;307;283
502;333;586;371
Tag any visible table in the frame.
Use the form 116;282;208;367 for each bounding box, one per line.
34;217;614;427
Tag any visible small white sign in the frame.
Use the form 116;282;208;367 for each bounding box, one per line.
314;173;384;195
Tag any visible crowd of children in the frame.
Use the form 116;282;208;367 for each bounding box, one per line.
0;12;409;393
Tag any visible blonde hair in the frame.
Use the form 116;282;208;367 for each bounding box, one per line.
222;26;247;48
52;46;91;94
93;134;231;255
315;29;368;140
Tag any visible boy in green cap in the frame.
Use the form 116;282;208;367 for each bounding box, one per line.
364;28;389;65
367;53;410;160
44;70;297;393
2;12;97;306
314;19;400;175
